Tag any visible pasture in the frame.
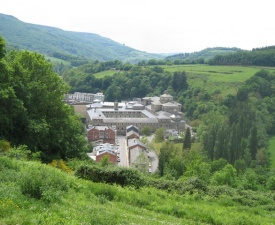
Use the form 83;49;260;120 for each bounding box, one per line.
161;64;269;96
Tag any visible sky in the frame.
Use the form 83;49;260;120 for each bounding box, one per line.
1;0;275;53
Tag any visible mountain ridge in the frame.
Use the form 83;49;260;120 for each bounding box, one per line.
0;13;163;63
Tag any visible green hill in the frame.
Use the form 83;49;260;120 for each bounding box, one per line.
0;13;163;63
1;156;275;225
166;47;241;62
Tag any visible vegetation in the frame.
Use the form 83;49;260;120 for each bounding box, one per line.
0;13;163;64
209;46;275;66
0;36;87;162
165;47;241;63
1;26;275;224
1;149;275;224
268;136;275;168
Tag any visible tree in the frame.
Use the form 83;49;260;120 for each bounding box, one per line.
158;141;176;176
183;127;191;150
141;126;152;136
154;128;164;143
172;71;188;92
2;49;87;162
0;36;6;59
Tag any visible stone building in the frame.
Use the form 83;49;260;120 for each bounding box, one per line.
86;93;185;135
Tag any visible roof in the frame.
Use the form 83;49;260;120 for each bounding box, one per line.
88;126;115;131
126;130;140;137
162;102;178;107
142;96;160;102
160;93;172;98
97;150;116;157
152;101;162;105
128;139;146;149
126;125;138;130
94;143;115;154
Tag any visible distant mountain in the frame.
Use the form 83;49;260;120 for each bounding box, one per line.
0;13;163;63
166;47;242;62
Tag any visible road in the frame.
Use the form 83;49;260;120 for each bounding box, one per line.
116;134;159;173
116;135;129;167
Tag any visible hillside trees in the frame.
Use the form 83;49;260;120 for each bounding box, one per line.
209;46;275;66
172;71;188;92
199;70;274;166
0;39;87;162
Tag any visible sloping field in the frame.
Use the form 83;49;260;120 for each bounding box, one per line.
162;64;273;96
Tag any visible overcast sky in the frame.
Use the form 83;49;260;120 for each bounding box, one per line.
1;0;275;53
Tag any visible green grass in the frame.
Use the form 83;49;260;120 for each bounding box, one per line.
1;156;275;224
161;64;272;96
46;56;71;65
268;136;275;168
93;70;119;78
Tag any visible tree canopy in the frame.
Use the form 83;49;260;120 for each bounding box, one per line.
0;36;87;162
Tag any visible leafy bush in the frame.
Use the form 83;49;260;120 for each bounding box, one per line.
19;163;71;202
93;184;117;201
75;165;144;188
266;176;275;190
180;176;208;194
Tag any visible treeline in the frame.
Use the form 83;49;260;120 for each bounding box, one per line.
0;36;88;162
209;46;275;66
63;64;188;101
49;51;89;66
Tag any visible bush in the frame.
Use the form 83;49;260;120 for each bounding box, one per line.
180;176;208;194
75;165;145;188
19;163;70;202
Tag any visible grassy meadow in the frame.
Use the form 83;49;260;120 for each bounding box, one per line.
161;64;274;96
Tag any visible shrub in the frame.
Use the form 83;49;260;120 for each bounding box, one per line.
266;176;275;190
48;159;73;173
210;164;237;187
0;140;11;153
75;165;145;188
180;176;208;194
19;163;70;202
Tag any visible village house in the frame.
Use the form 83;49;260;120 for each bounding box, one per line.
87;142;118;164
87;125;116;144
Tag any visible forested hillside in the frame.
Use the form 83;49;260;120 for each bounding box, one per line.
165;47;241;63
0;13;163;64
209;46;275;66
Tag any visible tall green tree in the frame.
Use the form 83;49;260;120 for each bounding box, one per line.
183;127;192;150
2;48;87;162
172;71;188;92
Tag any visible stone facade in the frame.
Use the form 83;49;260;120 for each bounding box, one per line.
86;93;185;135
